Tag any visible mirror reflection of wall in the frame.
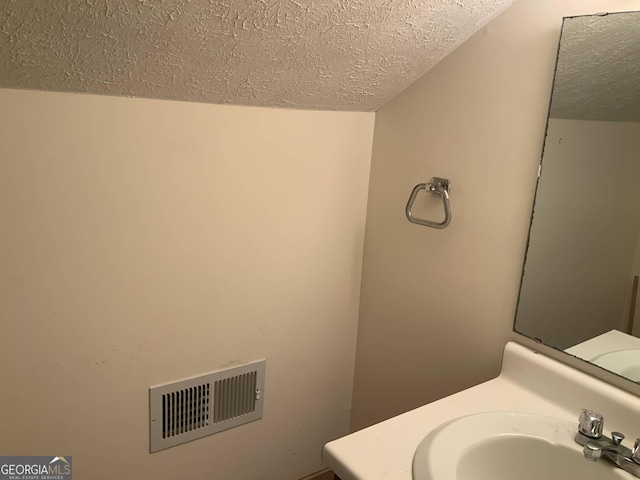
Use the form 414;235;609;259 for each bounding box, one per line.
517;119;640;348
514;12;640;367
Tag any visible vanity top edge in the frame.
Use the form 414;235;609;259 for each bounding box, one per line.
503;341;640;416
323;341;640;480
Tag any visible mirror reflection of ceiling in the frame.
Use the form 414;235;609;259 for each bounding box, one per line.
550;12;640;122
0;0;514;111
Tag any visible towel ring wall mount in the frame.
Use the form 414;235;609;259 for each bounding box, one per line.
405;177;452;229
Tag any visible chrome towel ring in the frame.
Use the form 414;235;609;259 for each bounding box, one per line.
405;177;452;229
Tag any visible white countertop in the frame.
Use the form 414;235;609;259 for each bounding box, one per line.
566;329;640;361
322;341;640;480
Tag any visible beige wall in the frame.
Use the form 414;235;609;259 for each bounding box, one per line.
517;119;640;348
0;89;374;480
630;176;640;337
350;0;640;430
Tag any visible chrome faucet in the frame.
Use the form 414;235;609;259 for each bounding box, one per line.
576;409;640;477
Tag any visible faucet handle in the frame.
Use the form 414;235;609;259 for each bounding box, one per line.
579;409;604;439
631;438;640;464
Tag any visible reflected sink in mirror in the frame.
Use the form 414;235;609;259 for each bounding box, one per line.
565;330;640;382
412;412;633;480
592;351;640;382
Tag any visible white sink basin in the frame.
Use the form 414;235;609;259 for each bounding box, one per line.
591;350;640;381
412;411;632;480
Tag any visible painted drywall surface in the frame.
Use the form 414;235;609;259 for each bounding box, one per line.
516;119;640;349
0;0;514;111
350;0;640;430
630;201;640;337
0;88;374;480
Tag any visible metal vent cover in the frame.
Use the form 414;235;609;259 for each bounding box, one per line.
149;359;265;452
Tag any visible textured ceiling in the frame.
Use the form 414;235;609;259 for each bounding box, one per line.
550;11;640;122
0;0;514;111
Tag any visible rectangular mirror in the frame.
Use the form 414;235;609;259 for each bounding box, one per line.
514;11;640;382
